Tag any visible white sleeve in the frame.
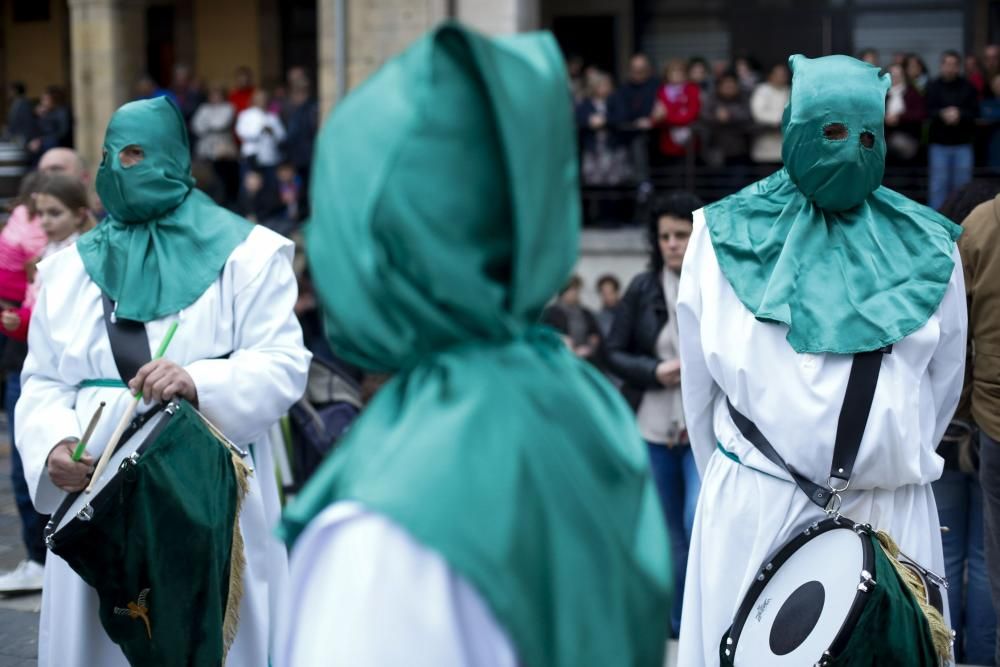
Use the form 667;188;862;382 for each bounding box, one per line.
235;109;257;142
927;246;968;445
749;86;767;123
185;245;310;445
15;282;81;512
679;212;722;476
276;503;519;667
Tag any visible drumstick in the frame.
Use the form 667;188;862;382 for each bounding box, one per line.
86;322;180;492
72;401;105;461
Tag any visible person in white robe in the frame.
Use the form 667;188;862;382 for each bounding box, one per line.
276;23;672;667
15;96;310;667
676;54;966;665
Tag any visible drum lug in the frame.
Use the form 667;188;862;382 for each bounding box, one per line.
43;520;56;550
165;402;179;415
804;521;819;536
77;503;94;522
858;569;876;593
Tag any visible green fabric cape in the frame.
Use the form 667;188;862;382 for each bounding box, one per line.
281;23;672;667
51;401;246;666
704;55;961;354
79;97;252;322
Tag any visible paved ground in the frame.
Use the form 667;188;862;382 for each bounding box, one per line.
0;413;41;667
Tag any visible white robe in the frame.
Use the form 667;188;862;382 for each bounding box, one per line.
276;502;519;667
15;225;311;667
676;209;966;666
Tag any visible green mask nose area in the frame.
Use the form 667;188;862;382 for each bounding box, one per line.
95;97;195;223
781;54;890;211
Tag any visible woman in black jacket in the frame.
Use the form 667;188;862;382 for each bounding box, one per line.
605;190;703;636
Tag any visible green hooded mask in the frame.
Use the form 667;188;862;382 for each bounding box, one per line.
704;54;961;354
79;97;252;322
281;23;671;667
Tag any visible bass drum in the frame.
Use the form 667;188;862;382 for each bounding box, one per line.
722;518;876;666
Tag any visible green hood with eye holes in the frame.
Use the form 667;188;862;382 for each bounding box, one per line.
78;97;252;322
703;54;962;354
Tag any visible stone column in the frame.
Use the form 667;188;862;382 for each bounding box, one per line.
457;0;539;35
67;0;147;170
317;0;452;118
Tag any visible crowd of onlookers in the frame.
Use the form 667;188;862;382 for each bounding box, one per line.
572;45;1000;210
4;63;319;236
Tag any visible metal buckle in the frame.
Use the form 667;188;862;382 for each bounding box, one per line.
824;476;850;515
77;504;94;522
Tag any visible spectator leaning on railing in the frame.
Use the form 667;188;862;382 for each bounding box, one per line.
749;63;790;164
926;50;979;210
884;62;927;164
652;59;701;160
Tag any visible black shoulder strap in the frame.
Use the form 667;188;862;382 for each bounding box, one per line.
101;293;151;384
726;347;887;509
829;349;885;485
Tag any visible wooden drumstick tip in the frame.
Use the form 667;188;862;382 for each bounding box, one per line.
85;398;139;493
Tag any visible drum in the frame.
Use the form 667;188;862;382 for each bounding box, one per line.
721;517;948;667
44;399;251;667
46;403;173;550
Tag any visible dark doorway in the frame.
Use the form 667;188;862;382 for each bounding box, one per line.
281;0;318;84
147;5;175;87
551;15;618;75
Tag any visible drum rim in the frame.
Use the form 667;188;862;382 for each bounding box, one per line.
44;402;172;548
724;516;876;664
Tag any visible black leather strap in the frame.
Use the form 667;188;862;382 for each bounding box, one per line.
101;293;151;384
830;349;885;484
726;348;887;509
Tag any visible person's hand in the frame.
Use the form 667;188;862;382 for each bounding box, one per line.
651;102;667;123
128;359;198;405
635;117;653;130
885;113;900;127
574;344;595;358
27;138;41;152
589;113;606;129
716;107;730;123
655;359;681;386
1;310;20;332
47;439;94;492
942;106;961;125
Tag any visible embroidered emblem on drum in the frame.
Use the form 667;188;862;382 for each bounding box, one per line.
114;588;151;639
754;598;770;622
769;580;825;655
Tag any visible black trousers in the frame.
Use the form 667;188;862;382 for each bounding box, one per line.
980;429;1000;666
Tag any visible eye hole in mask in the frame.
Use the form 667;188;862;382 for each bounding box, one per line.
118;144;145;169
823;123;849;141
860;131;875;149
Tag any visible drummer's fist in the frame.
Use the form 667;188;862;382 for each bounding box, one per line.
129;359;198;406
47;439;94;492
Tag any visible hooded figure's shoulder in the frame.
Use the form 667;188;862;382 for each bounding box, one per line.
223;224;296;294
38;241;88;288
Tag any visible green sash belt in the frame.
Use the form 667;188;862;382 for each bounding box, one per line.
79;379;127;389
715;442;786;483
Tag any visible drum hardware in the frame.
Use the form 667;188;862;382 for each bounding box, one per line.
77;504;94;522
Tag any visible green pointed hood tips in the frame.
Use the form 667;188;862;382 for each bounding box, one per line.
303;22;581;372
704;54;962;355
78;97;252;322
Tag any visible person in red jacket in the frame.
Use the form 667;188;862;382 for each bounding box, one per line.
652;58;701;159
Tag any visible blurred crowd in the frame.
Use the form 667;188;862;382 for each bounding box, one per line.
5;62;319;236
572;45;1000;210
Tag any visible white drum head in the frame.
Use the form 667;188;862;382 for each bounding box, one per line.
733;527;866;666
52;410;167;535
